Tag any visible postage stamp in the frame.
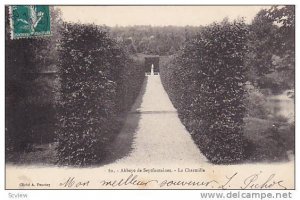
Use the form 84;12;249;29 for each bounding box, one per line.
10;5;51;39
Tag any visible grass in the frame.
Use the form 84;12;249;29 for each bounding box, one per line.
6;143;58;166
243;117;294;162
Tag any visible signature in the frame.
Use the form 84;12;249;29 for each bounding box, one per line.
241;171;286;189
58;172;287;189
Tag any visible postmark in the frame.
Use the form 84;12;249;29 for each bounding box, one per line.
10;5;51;39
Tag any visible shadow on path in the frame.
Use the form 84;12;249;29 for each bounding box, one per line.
98;76;148;166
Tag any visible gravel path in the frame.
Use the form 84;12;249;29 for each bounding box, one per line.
110;75;207;165
6;75;294;189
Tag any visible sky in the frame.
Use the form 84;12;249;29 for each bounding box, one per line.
57;6;271;27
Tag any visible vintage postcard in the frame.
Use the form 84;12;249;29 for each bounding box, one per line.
5;5;295;190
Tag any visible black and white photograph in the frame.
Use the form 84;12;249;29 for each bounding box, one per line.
5;5;295;190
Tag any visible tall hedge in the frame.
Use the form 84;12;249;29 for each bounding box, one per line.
160;19;248;164
5;7;61;153
56;23;144;166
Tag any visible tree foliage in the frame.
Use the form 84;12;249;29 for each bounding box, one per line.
5;6;62;153
247;6;295;92
161;19;249;164
56;23;144;166
110;26;202;55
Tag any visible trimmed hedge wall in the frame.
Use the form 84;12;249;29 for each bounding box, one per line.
56;23;144;166
160;19;248;164
5;7;60;153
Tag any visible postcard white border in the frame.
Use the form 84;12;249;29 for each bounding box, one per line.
1;0;299;200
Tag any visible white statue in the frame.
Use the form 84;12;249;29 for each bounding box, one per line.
151;64;154;75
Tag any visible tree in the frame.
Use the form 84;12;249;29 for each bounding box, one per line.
268;6;295;73
247;9;278;77
5;6;63;153
247;6;295;91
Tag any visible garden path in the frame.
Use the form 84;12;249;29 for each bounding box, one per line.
6;75;294;189
107;74;208;165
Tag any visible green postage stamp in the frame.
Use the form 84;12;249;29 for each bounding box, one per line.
10;5;51;39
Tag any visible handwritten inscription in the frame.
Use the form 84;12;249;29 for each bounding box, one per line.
100;174;158;187
59;177;90;188
58;172;287;189
242;172;286;189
